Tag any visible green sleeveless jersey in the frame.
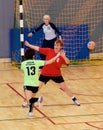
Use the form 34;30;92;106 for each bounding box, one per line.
21;59;45;86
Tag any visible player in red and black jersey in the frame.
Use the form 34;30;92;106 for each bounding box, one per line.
25;39;80;106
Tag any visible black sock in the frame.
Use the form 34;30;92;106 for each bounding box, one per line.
29;97;38;104
29;103;34;112
72;97;77;101
29;98;38;112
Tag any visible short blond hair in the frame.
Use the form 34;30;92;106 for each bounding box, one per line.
43;15;50;21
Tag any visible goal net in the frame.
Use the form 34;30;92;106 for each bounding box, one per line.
11;0;103;65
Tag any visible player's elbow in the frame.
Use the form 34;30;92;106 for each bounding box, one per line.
66;59;70;65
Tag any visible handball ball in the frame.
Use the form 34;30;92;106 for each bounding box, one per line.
87;41;96;50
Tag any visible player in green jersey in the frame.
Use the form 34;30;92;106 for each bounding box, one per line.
21;48;60;116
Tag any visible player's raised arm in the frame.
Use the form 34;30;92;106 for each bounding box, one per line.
25;41;39;51
60;50;70;65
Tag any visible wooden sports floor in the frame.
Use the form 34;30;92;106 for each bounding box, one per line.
0;62;103;130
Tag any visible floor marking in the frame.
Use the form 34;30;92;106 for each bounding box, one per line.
6;83;56;125
43;101;103;107
85;122;103;129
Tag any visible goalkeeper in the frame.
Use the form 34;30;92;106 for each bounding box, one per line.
28;14;62;60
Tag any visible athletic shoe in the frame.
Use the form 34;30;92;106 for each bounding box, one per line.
22;102;28;108
72;97;80;106
28;112;34;116
38;96;43;107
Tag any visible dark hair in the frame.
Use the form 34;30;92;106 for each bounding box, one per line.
25;48;35;60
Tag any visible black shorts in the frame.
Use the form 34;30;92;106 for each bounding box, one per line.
39;75;64;84
42;37;57;49
24;86;39;93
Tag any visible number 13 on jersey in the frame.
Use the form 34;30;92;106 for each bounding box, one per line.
26;66;36;76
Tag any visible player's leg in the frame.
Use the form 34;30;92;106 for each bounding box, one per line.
39;75;50;90
28;87;43;116
22;87;33;107
28;91;36;116
30;91;43;108
39;81;45;90
51;76;80;106
25;89;34;104
59;82;80;106
37;76;50;107
22;88;35;115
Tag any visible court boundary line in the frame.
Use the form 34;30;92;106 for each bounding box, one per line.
0;83;102;129
1;64;103;129
57;120;103;125
57;120;103;129
0;116;52;122
59;85;103;129
85;122;103;129
1;81;103;97
6;83;56;125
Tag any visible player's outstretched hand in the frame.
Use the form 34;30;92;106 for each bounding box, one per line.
27;32;33;37
59;36;62;41
60;50;66;57
60;50;70;65
25;41;30;47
